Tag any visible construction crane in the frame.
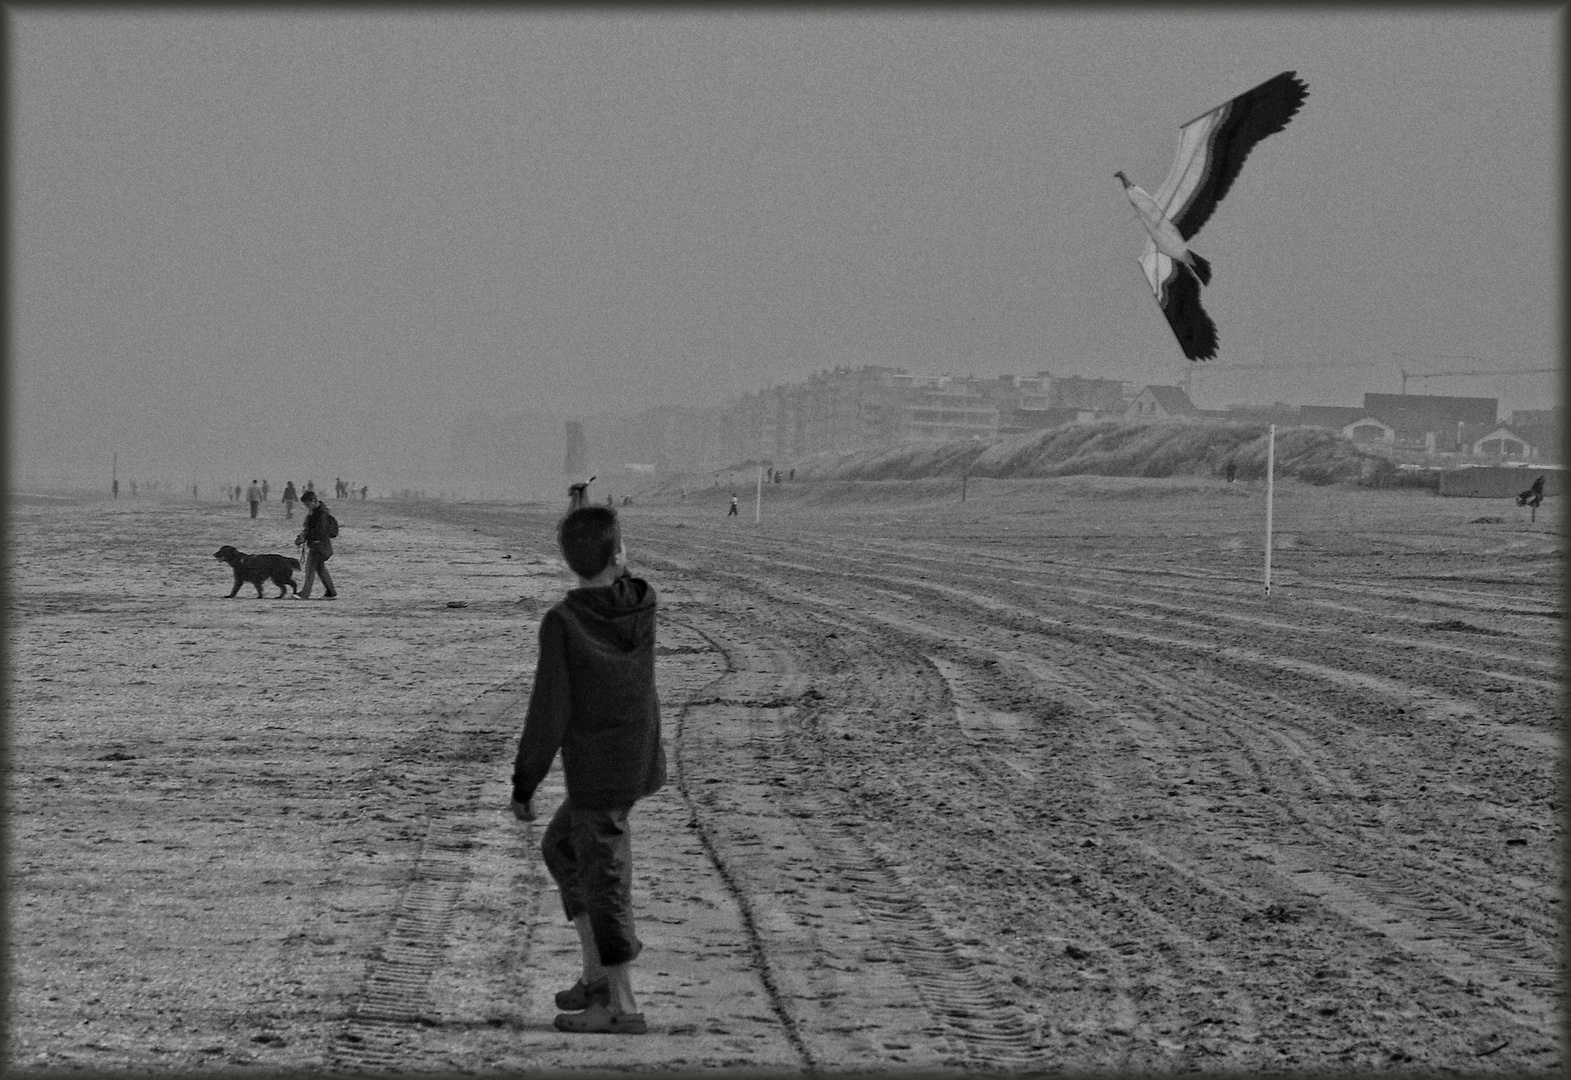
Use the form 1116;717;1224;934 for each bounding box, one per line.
1396;365;1557;394
1199;360;1378;372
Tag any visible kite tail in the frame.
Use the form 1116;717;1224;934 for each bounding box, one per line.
1188;251;1212;286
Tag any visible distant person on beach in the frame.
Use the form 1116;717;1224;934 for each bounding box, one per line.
261;479;269;502
293;490;338;599
360;485;368;501
247;480;261;518
511;505;664;1036
728;494;738;517
1517;474;1546;508
1225;459;1237;484
281;481;298;518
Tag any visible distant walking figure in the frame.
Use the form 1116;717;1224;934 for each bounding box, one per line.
568;477;596;511
247;480;262;518
1225;458;1237;484
1518;474;1547;520
727;494;739;517
281;481;299;519
261;479;270;502
1517;474;1546;508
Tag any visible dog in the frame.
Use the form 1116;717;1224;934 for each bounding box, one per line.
213;545;301;598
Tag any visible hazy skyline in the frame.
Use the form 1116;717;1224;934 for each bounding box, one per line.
11;8;1561;492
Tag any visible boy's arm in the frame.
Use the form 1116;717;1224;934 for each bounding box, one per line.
511;611;571;807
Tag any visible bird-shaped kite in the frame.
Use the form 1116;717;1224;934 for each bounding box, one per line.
1115;70;1308;360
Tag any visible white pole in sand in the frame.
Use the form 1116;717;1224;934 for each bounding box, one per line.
1264;424;1275;596
755;466;763;523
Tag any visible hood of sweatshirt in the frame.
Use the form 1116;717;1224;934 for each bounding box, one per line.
562;574;656;652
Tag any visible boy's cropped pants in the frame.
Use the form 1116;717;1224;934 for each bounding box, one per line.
541;801;643;967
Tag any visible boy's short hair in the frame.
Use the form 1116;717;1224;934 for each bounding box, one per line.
557;506;621;579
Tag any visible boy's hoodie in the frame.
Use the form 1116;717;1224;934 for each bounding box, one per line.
512;574;667;810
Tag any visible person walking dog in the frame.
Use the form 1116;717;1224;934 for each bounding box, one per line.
293;490;338;599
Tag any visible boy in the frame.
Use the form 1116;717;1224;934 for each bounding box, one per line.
511;506;666;1035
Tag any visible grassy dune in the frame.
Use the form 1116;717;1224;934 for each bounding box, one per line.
784;419;1407;487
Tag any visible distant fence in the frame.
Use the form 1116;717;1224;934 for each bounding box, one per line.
1438;466;1563;499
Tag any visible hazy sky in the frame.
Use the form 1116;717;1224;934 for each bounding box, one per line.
11;8;1561;487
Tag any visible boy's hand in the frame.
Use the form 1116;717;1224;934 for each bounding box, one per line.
510;797;537;822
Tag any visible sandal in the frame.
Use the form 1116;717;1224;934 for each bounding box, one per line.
553;1002;647;1034
554;975;611;1012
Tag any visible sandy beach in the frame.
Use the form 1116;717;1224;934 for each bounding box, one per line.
6;477;1562;1073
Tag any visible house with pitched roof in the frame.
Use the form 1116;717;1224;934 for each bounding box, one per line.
1464;424;1540;460
1296;404;1391;444
1124;385;1204;420
1360;393;1499;452
1507;408;1563;463
1299;395;1501;451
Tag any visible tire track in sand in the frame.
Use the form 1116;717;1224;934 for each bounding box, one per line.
669;612;1045;1069
330;681;528;1069
676;560;1561;1055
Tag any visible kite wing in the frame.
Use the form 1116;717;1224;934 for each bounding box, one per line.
1138;244;1218;361
1152;71;1308;241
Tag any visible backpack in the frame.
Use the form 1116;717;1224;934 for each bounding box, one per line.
323;510;339;539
